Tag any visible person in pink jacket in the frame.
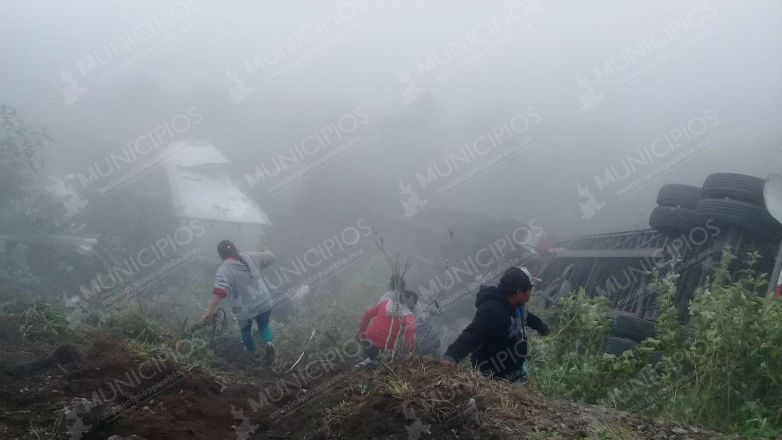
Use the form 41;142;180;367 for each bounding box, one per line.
355;289;418;368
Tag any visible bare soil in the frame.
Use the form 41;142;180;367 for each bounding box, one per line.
0;331;742;440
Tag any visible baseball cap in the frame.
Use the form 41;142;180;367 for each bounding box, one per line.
499;266;535;291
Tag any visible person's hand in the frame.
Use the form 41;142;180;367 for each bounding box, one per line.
440;358;456;367
201;312;212;322
539;324;550;336
355;331;364;342
259;244;269;252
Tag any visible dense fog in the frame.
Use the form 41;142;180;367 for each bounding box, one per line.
2;0;779;237
1;2;781;439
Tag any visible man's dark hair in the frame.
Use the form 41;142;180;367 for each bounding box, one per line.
402;289;418;305
389;273;406;291
498;266;533;294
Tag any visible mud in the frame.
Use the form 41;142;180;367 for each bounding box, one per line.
0;335;741;440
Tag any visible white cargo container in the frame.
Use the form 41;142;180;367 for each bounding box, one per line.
162;140;271;259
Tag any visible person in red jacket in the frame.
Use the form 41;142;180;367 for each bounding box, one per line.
355;289;418;368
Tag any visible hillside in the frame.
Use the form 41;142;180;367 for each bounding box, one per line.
0;328;739;440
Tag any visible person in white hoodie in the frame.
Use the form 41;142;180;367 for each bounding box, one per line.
201;239;276;365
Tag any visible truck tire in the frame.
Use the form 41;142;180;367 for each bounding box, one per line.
604;336;637;356
611;315;656;342
694;199;781;240
649;206;696;235
657;184;702;209
702;173;765;206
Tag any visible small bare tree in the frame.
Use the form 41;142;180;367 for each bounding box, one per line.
373;234;411;361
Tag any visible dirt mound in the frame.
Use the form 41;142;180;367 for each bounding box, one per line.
0;337;741;440
0;333;344;440
255;358;737;440
0;334;255;439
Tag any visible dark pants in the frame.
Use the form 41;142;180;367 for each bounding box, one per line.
360;336;381;360
239;309;272;353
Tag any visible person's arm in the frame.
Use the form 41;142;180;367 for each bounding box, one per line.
203;266;230;321
403;314;416;347
526;310;549;335
417;301;440;316
443;303;506;364
357;301;384;337
246;247;275;270
201;287;228;321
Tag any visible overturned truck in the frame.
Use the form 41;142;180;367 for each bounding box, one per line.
539;173;782;323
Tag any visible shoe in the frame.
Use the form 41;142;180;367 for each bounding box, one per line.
355;357;373;368
264;342;276;366
354;357;379;370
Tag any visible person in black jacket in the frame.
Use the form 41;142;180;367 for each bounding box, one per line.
441;266;549;382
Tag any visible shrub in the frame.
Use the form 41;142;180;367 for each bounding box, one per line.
529;288;616;403
104;306;165;344
18;301;73;344
673;249;781;434
530;248;781;438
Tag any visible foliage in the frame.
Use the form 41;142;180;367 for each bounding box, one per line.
544;288;610;360
674;249;781;434
585;424;640;440
530;248;782;438
18;301;74;344
651;266;680;357
530;289;605;402
531;289;659;404
0;105;63;233
0;105;47;202
104;306;167;344
0;107;81;304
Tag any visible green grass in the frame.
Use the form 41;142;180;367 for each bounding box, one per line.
20;301;73;343
586;424;640;440
104;307;165;344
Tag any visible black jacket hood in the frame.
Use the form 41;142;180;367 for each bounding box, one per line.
446;284;548;381
475;285;513;310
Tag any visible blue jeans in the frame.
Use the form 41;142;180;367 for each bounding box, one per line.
239;310;272;353
510;360;529;384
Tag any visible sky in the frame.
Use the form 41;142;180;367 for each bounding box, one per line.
1;0;780;238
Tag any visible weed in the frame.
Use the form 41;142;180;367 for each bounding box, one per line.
104;307;165;344
19;301;73;344
586;423;640;440
529;247;782;437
